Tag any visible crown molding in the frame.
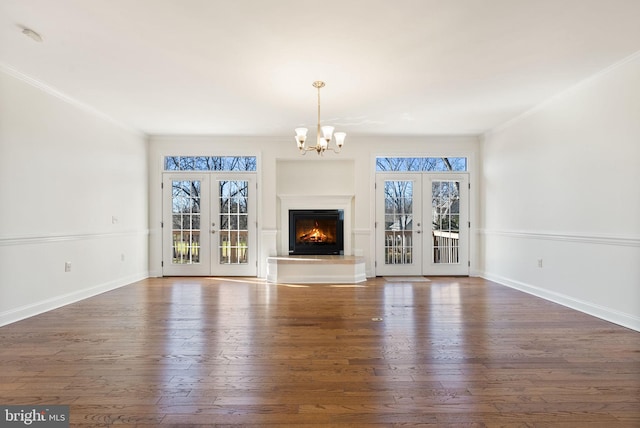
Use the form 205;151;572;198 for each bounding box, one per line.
485;49;640;137
0;62;145;138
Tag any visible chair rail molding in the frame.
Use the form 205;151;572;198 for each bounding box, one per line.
0;229;150;246
478;229;640;247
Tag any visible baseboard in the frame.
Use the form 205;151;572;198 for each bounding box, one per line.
481;271;640;332
148;269;163;278
0;272;149;327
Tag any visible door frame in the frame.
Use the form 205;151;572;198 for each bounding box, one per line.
162;172;257;277
375;172;469;277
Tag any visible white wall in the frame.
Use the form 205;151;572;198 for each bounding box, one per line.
480;53;640;331
148;135;480;278
0;67;149;326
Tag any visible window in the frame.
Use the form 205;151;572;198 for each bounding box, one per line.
376;157;467;172
165;156;257;172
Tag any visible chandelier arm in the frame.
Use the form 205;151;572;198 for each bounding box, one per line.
300;146;321;154
325;146;341;153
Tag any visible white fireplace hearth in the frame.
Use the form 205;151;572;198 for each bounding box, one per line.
266;254;366;284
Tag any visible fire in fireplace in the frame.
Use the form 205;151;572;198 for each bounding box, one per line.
289;209;344;255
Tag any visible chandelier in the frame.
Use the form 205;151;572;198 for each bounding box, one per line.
295;81;346;155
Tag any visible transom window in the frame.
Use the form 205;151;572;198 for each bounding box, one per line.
165;156;257;172
376;157;467;172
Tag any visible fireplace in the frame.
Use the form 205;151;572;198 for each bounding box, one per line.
289;209;344;255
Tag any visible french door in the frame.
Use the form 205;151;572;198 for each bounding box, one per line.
375;173;469;276
162;173;256;276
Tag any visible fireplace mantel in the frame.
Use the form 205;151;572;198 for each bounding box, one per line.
278;194;353;256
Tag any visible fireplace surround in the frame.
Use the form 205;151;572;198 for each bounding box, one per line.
278;194;353;257
270;194;362;283
289;209;344;255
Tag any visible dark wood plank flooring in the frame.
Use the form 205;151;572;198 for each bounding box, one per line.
1;276;638;427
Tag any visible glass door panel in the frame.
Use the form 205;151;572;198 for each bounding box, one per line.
384;180;413;265
432;180;460;264
171;180;201;264
217;180;249;265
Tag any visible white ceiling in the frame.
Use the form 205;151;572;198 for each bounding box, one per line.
1;0;639;137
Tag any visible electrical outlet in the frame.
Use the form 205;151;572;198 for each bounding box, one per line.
64;262;72;272
537;259;543;268
121;253;125;262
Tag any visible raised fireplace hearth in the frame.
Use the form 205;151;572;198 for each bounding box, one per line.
266;254;366;284
289;209;344;255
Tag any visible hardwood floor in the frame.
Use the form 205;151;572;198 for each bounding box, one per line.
1;276;639;427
